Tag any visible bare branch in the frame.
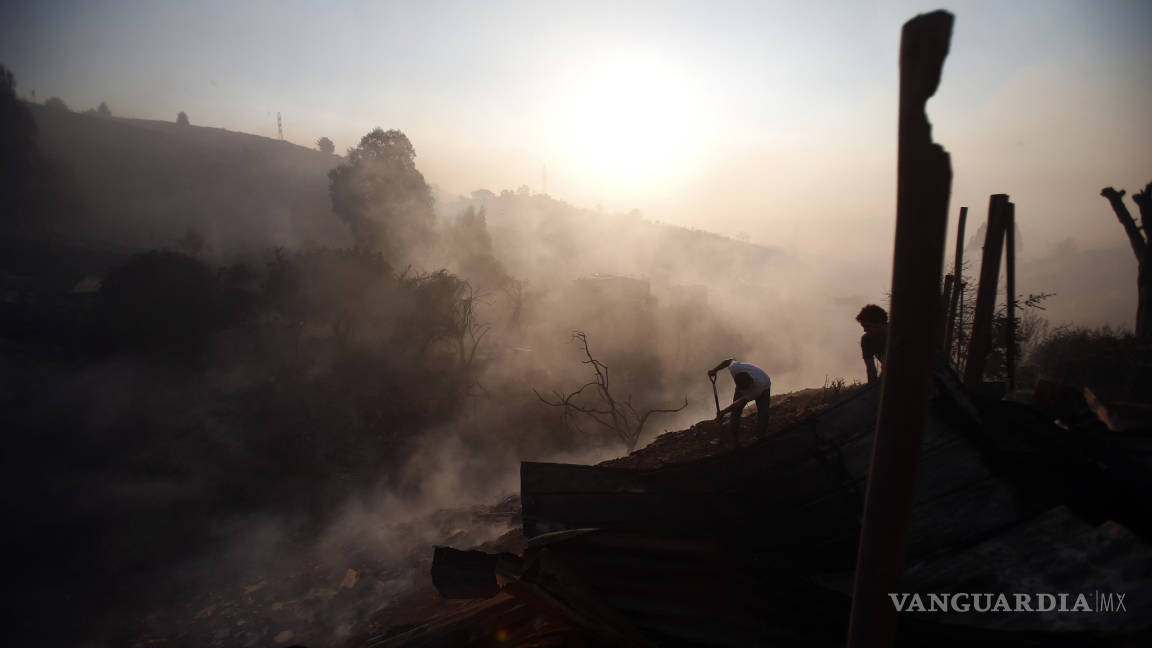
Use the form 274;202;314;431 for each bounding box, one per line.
1101;186;1147;260
634;395;689;434
536;332;687;453
643;395;690;417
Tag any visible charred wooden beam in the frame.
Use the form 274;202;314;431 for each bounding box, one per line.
940;273;955;351
963;194;1009;388
847;10;954;648
955;280;966;368
1005;201;1017;391
943;206;968;357
430;546;521;599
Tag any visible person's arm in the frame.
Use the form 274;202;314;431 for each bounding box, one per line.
864;356;879;384
716;396;749;420
707;358;734;376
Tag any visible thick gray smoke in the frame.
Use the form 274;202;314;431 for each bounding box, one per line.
5;99;1140;647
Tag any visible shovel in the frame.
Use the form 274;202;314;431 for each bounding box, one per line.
708;372;721;419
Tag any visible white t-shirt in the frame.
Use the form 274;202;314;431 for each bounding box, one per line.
729;361;771;400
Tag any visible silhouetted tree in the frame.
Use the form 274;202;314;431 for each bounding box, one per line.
503;279;525;330
0;64;40;221
100;251;232;355
448;205;509;289
97;101;111;117
316;136;335;155
1;64;36;163
328;128;435;261
536;331;687;453
263;246;392;341
1101;183;1151;341
176;111;189;126
449;280;490;370
44;96;68;111
175;227;206;255
450;205;493;258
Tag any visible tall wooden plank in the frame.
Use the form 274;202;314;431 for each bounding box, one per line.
846;10;954;648
943;206;967;357
940;273;955;351
963;194;1009;388
955;281;966;368
1005;202;1017;391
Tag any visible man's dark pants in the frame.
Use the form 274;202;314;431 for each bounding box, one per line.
729;387;771;442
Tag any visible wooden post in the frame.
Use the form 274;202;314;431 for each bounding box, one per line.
847;11;953;648
955;281;966;368
963;194;1009;389
943;206;967;357
1005;202;1016;391
940;274;955;349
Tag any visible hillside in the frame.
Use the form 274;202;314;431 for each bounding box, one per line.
26;103;352;258
19;104;792;306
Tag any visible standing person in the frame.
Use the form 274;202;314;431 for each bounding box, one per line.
856;304;889;384
708;358;771;443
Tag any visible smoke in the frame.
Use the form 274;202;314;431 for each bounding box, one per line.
8;105;1142;647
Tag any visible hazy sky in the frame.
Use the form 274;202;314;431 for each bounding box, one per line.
2;0;1151;297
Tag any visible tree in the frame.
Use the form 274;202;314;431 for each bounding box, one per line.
1101;183;1151;341
100;251;231;354
44;96;69;111
944;260;1053;379
448;280;490;370
0;64;40;222
535;331;687;453
176;111;189;126
316;136;335;155
503;279;526;330
328;128;436;262
176;227;206;255
1;64;37;167
97;101;111;117
448;205;509;289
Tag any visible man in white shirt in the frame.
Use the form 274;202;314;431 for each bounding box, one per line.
707;358;771;443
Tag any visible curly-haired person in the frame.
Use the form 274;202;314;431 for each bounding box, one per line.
856;304;889;384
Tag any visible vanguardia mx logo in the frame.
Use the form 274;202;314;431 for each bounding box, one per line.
888;592;1127;613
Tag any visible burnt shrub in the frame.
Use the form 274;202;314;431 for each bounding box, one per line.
99;251;237;355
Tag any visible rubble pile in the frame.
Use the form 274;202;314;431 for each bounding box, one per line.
356;365;1152;647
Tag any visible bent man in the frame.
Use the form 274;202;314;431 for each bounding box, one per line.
708;358;771;443
856;304;889;384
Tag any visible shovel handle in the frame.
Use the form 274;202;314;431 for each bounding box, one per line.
709;373;721;417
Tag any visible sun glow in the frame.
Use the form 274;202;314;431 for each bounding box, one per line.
541;51;714;197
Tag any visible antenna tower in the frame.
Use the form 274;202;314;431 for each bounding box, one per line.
277;112;283;140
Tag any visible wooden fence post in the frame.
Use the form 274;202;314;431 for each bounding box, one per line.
955;281;966;369
943;206;967;357
963;194;1008;389
940;274;955;350
1005;202;1016;391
